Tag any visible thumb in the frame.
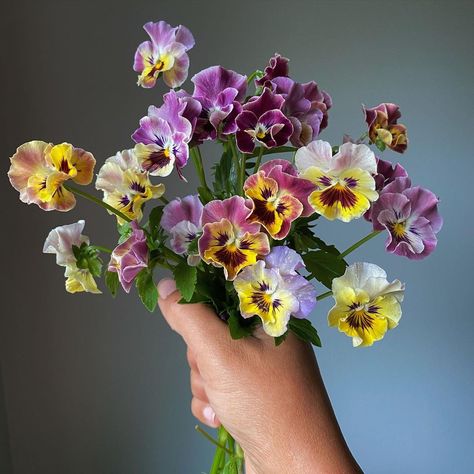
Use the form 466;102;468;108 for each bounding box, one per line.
157;278;229;350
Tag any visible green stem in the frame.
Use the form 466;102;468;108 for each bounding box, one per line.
190;146;210;191
159;196;169;205
316;290;333;301
162;247;183;264
253;146;264;173
339;230;382;259
64;184;132;223
91;245;112;254
246;69;263;84
195;426;233;455
228;138;244;195
209;426;228;474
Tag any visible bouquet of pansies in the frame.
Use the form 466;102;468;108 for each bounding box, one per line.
7;20;442;474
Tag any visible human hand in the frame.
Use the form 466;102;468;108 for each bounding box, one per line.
157;278;361;474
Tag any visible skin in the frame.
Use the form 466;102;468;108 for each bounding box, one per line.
158;278;362;474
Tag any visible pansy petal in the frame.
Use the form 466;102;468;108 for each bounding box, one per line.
70;148;96;185
295;139;333;174
8;141;51;202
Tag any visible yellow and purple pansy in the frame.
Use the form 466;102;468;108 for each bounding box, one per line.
328;262;404;347
133;21;194;89
295;140;378;222
95;149;165;223
198;196;270;280
244;159;316;239
8;141;96;212
364;102;408;153
233;246;316;337
132;90;200;179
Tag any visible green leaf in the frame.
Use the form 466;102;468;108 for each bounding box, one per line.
135;269;158;312
173;261;197;302
105;270;119;297
187;235;200;255
212;148;239;197
117;221;132;244
72;244;81;260
288;318;322;347
227;312;254;339
197;186;214;204
303;250;347;288
88;257;103;277
274;331;288;346
148;206;164;232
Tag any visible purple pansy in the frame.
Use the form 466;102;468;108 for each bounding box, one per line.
370;177;443;260
132;90;200;178
133;21;194;89
255;53;290;87
272;77;332;147
365;158;408;221
161;195;203;261
190;66;247;141
235;88;293;153
264;246;316;318
108;221;149;293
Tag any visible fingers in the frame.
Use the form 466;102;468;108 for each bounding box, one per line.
190;369;208;402
157;278;229;350
187;348;198;372
191;397;220;428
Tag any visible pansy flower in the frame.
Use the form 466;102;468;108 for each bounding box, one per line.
233;246;316;337
132;90;199;178
364;102;408;153
272;77;332;146
191;66;247;141
295;140;378;222
244;159;316;239
198;196;270;280
43;220;101;294
370;177;443;259
255;53;290;88
8;141;95;212
264;246;316;318
108;221;148;293
235;88;293;153
233;260;298;337
328;262;404;347
364;158;408;221
161;195;203;264
133;20;194;89
96;149;165;223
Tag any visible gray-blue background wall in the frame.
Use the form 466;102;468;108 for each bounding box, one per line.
1;0;473;472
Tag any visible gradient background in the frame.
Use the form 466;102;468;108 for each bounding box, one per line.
1;1;473;472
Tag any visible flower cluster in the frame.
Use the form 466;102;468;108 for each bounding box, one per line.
8;20;443;352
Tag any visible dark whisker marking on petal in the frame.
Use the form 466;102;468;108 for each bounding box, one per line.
320;184;357;209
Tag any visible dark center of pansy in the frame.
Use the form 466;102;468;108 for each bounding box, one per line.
145;148;172;172
130;181;146;194
319;182;357;209
390;221;408;239
346;302;380;330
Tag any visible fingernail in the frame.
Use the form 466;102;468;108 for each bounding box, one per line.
157;278;177;300
203;405;216;424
